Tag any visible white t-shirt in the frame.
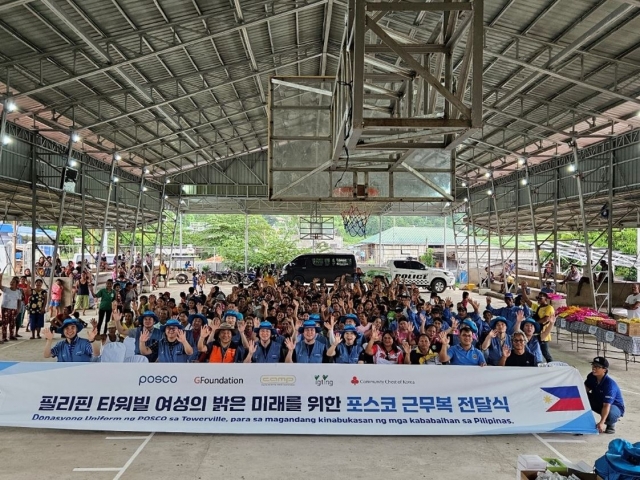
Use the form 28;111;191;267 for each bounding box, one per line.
1;287;23;309
625;293;640;319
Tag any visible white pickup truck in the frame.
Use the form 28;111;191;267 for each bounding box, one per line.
375;259;455;293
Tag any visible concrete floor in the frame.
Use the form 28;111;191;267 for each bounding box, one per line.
1;284;638;480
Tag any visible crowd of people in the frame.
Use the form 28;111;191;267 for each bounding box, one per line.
0;259;628;434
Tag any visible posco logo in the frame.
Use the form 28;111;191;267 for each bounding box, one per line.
194;376;243;385
138;375;177;386
260;375;296;386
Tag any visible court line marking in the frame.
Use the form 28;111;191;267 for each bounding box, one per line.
532;433;570;463
0;340;27;351
113;432;155;480
105;436;149;440
537;439;586;444
73;468;121;472
621;389;640;395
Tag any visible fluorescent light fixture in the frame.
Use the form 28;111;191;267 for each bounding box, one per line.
521;178;528;185
2;135;11;145
71;132;81;142
461;182;467;187
484;171;491;178
463;197;468;202
164;195;169;199
568;164;576;172
487;189;493;195
114;153;122;161
144;168;151;174
6;101;16;112
69;160;78;168
142;186;148;192
165;179;171;184
518;157;526;165
113;177;119;183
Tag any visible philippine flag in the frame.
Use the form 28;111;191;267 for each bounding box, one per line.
541;386;585;412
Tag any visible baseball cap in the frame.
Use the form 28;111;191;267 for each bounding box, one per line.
591;356;609;369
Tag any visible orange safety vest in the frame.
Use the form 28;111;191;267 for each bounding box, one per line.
208;344;237;363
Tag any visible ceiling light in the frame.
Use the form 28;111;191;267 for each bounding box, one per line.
114;153;122;161
180;199;186;204
567;164;576;172
521;178;528;185
461;182;467;187
68;160;78;168
71;132;81;143
113;177;119;183
518;157;526;165
463;197;468;202
143;186;148;192
484;172;491;178
487;189;493;195
166;179;171;184
164;195;169;199
144;168;151;175
6;101;16;112
2;135;11;145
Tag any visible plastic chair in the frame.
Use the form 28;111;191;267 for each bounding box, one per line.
100;342;127;363
123;337;136;359
124;355;149;363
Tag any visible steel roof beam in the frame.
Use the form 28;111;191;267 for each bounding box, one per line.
10;0;328;100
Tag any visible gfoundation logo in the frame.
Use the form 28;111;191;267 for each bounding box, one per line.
193;376;243;385
260;375;296;386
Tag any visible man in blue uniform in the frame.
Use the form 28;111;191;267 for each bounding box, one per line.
43;317;97;362
584;356;625;434
437;326;486;366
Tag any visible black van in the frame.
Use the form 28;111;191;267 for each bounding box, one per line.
280;254;356;284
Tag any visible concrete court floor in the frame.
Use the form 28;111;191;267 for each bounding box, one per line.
0;284;638;480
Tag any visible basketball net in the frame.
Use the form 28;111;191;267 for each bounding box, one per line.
341;204;371;237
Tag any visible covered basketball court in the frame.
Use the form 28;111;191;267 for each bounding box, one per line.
0;0;639;477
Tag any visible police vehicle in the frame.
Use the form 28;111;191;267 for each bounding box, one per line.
386;259;455;293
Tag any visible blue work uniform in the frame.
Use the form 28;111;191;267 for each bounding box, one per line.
525;336;545;364
486;305;529;334
334;343;364;364
446;344;486;366
249;340;283;363
584;373;625;426
50;337;93;362
133;327;163;358
294;341;327;363
484;335;512;366
155;338;191;363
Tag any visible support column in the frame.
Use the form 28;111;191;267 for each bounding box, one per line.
571;143;596;309
525;161;543;287
152;184;167;266
244;210;249;274
490;180;506;292
443;216;447;270
515;186;519;288
99;155;119;252
80;163;86;268
30;136;37;288
0;99;11;166
169;191;182;265
553;169;559;282
378;214;382;266
48;137;73;292
466;186;482;288
606;139;614;314
130;176;145;258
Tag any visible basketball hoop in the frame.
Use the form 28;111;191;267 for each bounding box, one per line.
333;185;378;237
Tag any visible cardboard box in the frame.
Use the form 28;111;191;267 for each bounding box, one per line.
616;321;640;337
520;469;602;480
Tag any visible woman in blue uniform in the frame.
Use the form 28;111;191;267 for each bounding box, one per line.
139;319;193;363
43;317;96;362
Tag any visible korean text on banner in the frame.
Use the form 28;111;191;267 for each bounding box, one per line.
0;362;597;435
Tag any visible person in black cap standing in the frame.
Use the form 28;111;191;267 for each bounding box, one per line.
584;356;625;434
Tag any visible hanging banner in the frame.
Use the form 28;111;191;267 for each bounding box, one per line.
0;362;597;435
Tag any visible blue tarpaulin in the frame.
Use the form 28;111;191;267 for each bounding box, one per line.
0;224;56;239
